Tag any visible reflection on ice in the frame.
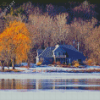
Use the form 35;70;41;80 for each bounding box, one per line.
0;78;100;90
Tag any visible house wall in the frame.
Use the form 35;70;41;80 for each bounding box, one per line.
54;47;71;64
37;55;85;65
68;54;85;64
54;47;66;56
36;56;39;64
53;47;85;64
39;57;54;65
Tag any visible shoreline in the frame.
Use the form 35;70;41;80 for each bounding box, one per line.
1;66;100;72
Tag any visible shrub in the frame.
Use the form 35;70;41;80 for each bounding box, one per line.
52;61;56;64
56;61;61;65
87;59;92;65
68;63;71;66
36;61;42;66
72;60;80;67
83;59;93;66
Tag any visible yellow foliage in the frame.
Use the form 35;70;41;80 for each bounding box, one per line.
0;20;31;64
84;59;93;66
87;59;93;65
56;61;61;65
74;63;80;67
36;61;42;66
72;60;80;67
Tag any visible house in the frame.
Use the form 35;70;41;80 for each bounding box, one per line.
36;44;86;65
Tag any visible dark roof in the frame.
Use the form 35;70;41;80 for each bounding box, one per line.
60;45;78;52
60;45;85;58
37;45;85;59
39;47;55;57
37;49;44;56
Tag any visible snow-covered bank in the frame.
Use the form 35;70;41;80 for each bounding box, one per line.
1;66;100;72
0;90;100;100
0;73;100;79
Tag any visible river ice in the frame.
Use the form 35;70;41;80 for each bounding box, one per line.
0;65;100;100
0;89;100;100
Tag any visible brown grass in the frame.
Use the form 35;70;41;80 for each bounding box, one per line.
56;61;61;65
20;65;28;68
3;69;23;72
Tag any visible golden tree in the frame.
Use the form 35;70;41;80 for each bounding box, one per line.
85;25;100;65
0;20;31;70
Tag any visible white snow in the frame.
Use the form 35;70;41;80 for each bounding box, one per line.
0;90;100;100
0;73;100;79
0;65;100;79
86;66;100;68
2;66;100;72
1;64;100;70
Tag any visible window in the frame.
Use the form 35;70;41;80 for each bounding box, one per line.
56;52;60;56
65;52;69;57
63;53;65;55
56;58;58;61
69;58;71;64
78;59;82;63
59;52;60;55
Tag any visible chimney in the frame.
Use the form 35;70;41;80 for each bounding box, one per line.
55;44;59;48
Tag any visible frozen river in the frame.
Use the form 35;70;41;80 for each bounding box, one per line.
0;67;100;100
0;73;100;100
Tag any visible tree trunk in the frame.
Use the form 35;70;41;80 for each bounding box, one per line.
27;60;30;69
1;60;4;72
7;61;9;70
1;66;4;72
11;59;15;69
